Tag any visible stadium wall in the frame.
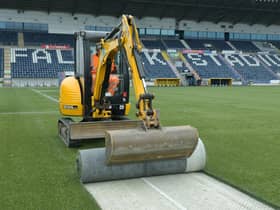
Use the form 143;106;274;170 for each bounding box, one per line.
0;9;280;34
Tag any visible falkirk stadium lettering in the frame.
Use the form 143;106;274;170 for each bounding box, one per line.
142;51;280;68
10;48;74;64
185;53;280;67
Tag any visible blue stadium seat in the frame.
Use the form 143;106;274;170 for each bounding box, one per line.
0;48;3;78
230;41;260;52
11;48;74;78
141;51;177;79
0;31;17;45
24;32;74;47
185;39;233;51
183;53;239;79
163;39;185;49
142;40;166;50
209;40;234;51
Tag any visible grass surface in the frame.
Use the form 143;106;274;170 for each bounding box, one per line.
146;86;280;207
0;86;280;209
0;88;99;210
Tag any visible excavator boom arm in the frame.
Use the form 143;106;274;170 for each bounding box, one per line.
93;15;159;128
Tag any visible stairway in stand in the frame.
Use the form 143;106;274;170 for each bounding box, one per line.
3;48;12;87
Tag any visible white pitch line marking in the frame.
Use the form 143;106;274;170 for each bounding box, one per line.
142;178;187;210
0;111;58;115
31;88;59;103
37;90;57;93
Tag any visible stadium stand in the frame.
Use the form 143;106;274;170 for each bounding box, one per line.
162;39;185;49
0;31;278;84
257;54;280;74
223;54;277;82
10;48;74;78
253;41;278;52
271;41;280;50
185;39;233;51
0;31;17;45
0;48;3;78
230;41;260;52
24;32;74;47
174;62;188;72
183;52;239;79
142;39;166;50
185;40;210;50
167;51;189;72
141;51;177;79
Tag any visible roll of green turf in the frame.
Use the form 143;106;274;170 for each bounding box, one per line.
77;138;206;183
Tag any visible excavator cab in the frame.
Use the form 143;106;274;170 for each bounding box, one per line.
60;32;131;120
90;41;130;118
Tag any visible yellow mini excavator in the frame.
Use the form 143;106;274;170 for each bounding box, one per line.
58;15;206;183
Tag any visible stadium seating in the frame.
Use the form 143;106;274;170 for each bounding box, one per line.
185;39;233;51
185;40;209;50
142;39;166;50
230;41;260;52
223;54;277;82
271;41;280;50
141;51;177;79
0;31;18;45
0;44;278;84
174;63;188;73
11;48;74;78
162;39;185;49
24;32;74;47
0;48;3;78
183;53;239;79
257;54;280;74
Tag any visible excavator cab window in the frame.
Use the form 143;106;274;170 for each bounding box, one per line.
88;41;130;118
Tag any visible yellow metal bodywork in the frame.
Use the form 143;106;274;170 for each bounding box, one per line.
59;77;83;116
92;15;159;127
59;15;159;128
125;103;131;115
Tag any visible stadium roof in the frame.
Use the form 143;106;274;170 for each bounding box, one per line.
1;0;280;26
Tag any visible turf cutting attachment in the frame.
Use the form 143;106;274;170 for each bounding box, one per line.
77;125;206;183
58;118;144;147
